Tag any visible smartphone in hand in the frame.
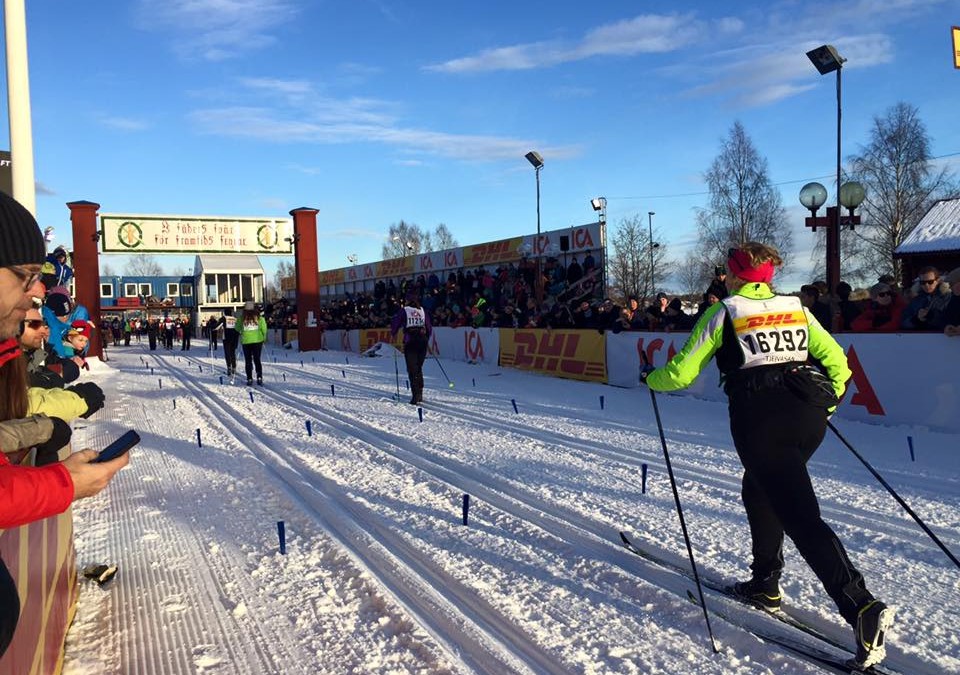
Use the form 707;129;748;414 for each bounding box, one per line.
93;430;140;463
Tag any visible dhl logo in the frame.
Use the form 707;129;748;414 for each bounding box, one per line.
464;238;522;265
732;311;806;331
360;329;399;350
501;331;605;381
376;258;414;276
319;270;345;285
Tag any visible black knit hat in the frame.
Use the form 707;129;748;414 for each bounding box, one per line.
0;191;45;268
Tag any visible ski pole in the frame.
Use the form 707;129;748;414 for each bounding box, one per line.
640;352;718;653
432;353;453;388
827;421;960;570
393;345;401;403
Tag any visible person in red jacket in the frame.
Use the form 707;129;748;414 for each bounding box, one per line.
850;282;905;332
0;191;129;656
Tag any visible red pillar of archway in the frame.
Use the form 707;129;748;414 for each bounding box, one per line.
290;207;321;352
67;200;103;359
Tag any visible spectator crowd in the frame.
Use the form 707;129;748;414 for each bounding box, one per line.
281;257;960;338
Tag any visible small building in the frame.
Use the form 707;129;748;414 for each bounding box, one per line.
195;254;265;325
99;274;195;320
894;198;960;283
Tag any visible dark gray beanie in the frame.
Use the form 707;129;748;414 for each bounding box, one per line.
0;191;45;268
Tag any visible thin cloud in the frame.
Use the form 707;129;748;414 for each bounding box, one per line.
97;115;151;131
188;78;581;162
425;13;721;73
135;0;299;61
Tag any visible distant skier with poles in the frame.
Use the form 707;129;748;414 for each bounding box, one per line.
216;308;239;377
640;242;893;670
390;289;432;405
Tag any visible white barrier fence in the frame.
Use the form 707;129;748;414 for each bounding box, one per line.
305;327;959;433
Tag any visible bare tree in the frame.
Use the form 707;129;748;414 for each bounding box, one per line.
846;102;957;287
694;121;792;270
676;251;712;297
382;220;428;258
432;223;458;251
609;215;669;302
268;260;295;301
123;253;163;276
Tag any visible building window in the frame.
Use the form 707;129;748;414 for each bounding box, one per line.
124;283;138;297
100;283;113;298
139;283;151;297
167;283;180;297
180;284;193;297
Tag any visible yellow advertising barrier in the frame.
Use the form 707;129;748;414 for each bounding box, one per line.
359;328;403;352
499;329;607;382
0;509;78;675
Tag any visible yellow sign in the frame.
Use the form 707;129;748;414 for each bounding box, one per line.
499;328;606;382
954;26;960;69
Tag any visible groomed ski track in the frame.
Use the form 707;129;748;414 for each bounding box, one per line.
64;341;959;674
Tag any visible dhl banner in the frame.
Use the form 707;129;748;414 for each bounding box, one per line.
359;329;403;352
499;329;606;382
605;331;960;433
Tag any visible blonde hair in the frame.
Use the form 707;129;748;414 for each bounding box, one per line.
737;241;783;269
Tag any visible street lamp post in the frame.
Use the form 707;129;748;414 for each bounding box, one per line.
799;180;864;290
806;44;847;293
647;211;656;302
525;151;544;305
590;197;607;296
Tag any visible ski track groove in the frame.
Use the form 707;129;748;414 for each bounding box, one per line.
149;351;566;675
267;355;959;556
153;347;947;675
256;351;950;675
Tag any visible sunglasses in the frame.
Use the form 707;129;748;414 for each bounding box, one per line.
876;291;892;298
8;265;41;292
920;278;938;285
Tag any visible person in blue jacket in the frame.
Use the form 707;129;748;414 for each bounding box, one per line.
390;289;432;405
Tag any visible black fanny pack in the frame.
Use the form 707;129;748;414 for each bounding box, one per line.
783;364;839;409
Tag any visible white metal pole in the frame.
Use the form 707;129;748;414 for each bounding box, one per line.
4;0;37;214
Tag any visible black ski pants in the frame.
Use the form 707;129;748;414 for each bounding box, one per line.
404;335;428;403
729;386;872;626
242;342;263;381
223;335;238;373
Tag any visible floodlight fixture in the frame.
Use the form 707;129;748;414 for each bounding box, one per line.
525;150;544;169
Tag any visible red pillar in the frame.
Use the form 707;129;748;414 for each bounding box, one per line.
67;200;103;359
290;207;321;352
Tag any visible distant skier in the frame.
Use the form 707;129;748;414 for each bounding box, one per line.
640;242;893;670
390;289;432;405
216;308;239;376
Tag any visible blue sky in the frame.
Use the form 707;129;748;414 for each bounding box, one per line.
4;0;959;291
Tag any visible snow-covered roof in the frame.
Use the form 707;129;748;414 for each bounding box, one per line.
194;254;264;274
895;198;960;255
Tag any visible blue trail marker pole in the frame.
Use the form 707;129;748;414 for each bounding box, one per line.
418;407;423;423
173;398;176;410
150;367;154;375
341;370;346;378
196;429;202;447
282;373;286;382
219;375;223;385
511;399;518;414
306;420;312;436
641;463;648;494
198;364;202;372
158;378;162;389
600;395;605;410
462;494;470;525
472;378;476;387
330;384;335;397
277;521;286;555
300;360;304;368
907;436;915;462
249;391;254;402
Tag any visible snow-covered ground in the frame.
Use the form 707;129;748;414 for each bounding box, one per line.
61;339;960;674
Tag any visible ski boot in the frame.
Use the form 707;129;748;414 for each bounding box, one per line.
729;575;781;611
849;600;894;670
